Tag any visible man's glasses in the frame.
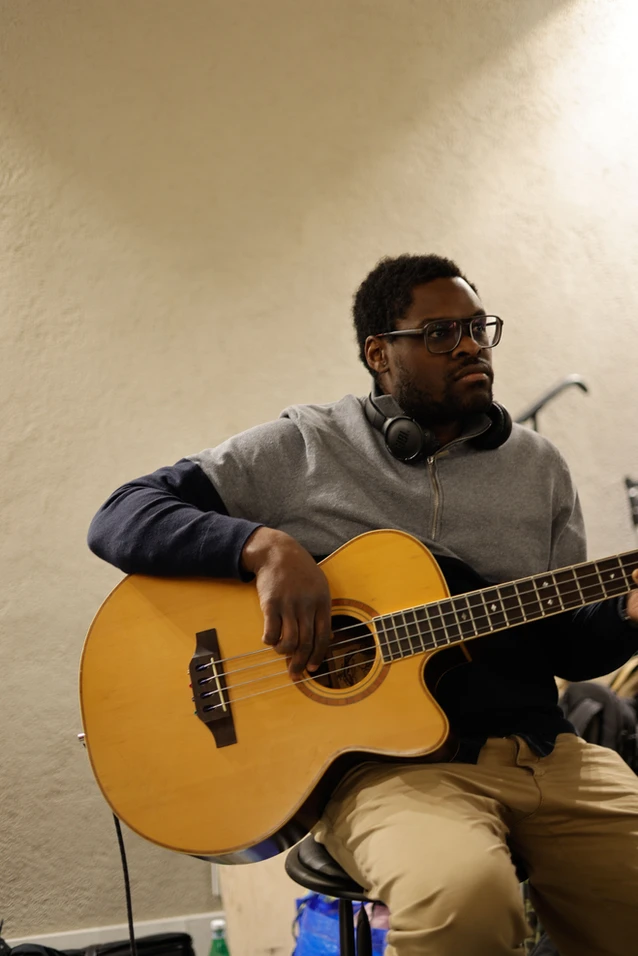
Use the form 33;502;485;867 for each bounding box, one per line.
375;315;503;355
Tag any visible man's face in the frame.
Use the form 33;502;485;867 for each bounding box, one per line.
374;277;495;427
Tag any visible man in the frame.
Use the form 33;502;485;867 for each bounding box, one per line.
89;254;638;956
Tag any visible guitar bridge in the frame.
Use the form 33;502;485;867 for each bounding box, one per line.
189;628;237;748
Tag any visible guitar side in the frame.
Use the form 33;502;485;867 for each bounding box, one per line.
79;529;451;861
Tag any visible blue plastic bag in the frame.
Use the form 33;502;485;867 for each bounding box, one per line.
292;893;387;956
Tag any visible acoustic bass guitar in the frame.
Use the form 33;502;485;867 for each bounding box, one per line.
79;529;638;863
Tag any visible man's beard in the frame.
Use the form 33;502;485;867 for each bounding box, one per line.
394;365;494;428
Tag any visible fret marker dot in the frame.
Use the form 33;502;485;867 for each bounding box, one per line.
490;603;497;612
548;599;554;605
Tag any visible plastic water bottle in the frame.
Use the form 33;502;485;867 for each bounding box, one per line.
209;917;230;956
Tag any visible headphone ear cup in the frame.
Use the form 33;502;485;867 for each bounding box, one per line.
383;417;437;462
472;402;512;451
364;394;438;462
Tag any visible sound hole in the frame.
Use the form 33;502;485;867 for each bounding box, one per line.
310;615;376;689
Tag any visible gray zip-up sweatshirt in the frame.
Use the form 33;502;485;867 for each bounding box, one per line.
190;393;586;584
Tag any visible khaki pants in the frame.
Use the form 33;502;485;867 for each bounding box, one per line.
313;734;638;956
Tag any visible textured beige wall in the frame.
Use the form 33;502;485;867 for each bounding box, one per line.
2;0;638;943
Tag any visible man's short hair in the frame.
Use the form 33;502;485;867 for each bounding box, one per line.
352;254;478;373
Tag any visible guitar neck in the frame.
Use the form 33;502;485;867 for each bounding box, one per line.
376;549;638;662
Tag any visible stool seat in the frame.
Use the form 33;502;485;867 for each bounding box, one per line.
286;836;375;955
285;834;372;902
287;833;528;891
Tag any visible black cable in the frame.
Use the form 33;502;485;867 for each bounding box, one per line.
113;814;138;956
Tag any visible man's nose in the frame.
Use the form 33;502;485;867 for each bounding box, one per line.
453;325;481;356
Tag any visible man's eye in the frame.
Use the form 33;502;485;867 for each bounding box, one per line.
428;324;454;339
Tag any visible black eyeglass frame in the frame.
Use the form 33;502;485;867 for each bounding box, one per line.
374;315;503;354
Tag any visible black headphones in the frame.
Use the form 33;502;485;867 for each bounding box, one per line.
364;391;512;463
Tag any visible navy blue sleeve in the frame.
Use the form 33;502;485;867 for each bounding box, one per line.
542;600;638;681
87;458;262;578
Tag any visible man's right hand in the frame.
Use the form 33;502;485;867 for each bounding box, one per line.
240;527;332;679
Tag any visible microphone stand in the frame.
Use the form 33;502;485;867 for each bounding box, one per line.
626;477;638;544
515;374;589;433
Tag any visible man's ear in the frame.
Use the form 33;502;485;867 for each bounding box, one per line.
364;335;388;375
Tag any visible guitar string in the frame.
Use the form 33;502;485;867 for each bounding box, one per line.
200;555;637;672
200;642;383;695
200;562;636;687
196;570;636;704
206;654;388;711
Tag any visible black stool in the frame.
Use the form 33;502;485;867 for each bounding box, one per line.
285;835;375;956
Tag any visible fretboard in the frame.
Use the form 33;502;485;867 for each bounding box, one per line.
375;550;638;663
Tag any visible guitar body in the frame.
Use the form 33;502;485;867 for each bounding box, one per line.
80;530;454;862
